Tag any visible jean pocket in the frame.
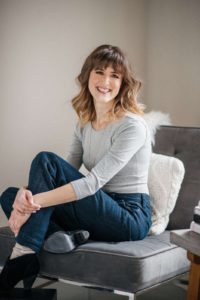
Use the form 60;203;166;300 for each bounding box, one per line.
124;200;143;213
116;199;142;214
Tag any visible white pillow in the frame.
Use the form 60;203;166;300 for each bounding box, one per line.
148;153;185;235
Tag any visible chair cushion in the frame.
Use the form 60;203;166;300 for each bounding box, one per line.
148;153;185;235
0;226;189;293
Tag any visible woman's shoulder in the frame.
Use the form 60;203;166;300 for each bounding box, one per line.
109;114;148;143
117;112;148;130
111;113;150;145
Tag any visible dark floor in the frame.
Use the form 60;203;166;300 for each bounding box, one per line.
24;274;187;300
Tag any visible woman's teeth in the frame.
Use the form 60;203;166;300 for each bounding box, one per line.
96;87;110;94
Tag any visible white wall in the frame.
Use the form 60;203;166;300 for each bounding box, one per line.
0;0;146;226
146;0;200;126
1;0;200;227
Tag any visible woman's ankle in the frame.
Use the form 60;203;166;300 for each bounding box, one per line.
10;243;35;260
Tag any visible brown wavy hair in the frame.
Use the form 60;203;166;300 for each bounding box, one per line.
71;44;145;126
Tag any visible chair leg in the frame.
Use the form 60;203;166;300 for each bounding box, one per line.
187;251;200;300
128;294;136;300
114;290;136;300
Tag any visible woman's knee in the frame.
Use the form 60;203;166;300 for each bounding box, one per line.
31;151;57;169
0;187;18;210
33;151;52;164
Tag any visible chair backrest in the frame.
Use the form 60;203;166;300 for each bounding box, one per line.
153;125;200;230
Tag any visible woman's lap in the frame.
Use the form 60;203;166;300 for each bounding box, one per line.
0;152;152;251
51;190;145;242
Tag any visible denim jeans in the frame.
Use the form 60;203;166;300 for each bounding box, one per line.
0;151;152;252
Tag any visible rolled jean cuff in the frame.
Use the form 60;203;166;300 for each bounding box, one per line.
16;234;41;253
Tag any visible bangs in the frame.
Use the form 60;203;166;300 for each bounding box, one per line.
92;52;125;75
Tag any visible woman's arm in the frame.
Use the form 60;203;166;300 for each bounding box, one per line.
33;183;77;208
12;183;77;215
66;122;83;170
8;184;77;235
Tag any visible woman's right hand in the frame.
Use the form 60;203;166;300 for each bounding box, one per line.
12;187;41;215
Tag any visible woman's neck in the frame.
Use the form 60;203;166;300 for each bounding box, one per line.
93;102;113;129
93;101;116;129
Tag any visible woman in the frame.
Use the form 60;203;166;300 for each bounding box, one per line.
0;44;152;289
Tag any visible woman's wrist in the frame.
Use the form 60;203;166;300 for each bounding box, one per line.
33;191;54;208
33;193;42;207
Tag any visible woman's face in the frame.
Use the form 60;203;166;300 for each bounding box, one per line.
88;66;122;104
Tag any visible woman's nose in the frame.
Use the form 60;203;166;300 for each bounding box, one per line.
101;75;110;85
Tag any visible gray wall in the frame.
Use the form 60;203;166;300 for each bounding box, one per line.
0;0;200;226
146;0;200;126
0;0;146;225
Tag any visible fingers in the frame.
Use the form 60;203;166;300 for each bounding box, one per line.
16;208;36;215
13;188;41;214
20;201;41;214
13;203;38;214
26;190;41;210
16;204;39;214
17;208;37;214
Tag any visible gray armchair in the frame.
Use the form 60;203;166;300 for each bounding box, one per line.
0;125;200;299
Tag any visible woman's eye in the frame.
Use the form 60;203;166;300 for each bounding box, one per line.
112;74;120;79
95;70;104;75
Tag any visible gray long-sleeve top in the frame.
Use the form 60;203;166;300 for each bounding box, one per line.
67;114;151;200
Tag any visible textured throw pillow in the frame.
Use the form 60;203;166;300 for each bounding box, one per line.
148;153;185;235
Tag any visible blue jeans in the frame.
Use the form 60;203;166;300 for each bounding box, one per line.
0;152;152;252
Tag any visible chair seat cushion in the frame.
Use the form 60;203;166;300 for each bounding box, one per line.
0;226;189;293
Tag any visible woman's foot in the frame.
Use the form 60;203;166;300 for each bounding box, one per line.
43;230;90;253
0;253;39;289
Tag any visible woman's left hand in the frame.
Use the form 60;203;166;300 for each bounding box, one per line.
8;210;31;237
13;187;41;214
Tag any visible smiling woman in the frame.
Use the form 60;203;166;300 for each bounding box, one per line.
0;44;152;290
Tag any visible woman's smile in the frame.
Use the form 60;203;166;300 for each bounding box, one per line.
96;86;111;94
